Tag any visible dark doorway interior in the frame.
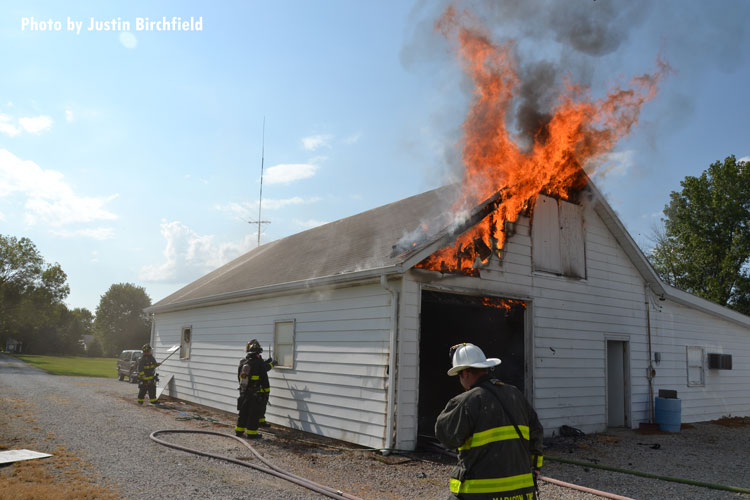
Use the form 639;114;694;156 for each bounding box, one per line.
417;290;526;442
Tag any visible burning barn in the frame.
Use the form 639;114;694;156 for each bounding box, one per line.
145;179;750;450
146;7;749;450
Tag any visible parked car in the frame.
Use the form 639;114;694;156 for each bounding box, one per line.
117;349;143;383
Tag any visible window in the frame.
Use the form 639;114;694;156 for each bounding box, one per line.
686;346;705;386
180;326;192;360
532;194;586;278
274;320;295;369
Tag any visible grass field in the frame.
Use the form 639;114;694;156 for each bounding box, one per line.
13;354;117;378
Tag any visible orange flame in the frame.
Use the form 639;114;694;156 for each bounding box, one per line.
481;296;526;311
416;7;669;274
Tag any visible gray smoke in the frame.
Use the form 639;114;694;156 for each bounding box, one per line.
402;0;652;146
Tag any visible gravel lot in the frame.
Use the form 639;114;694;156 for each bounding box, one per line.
2;353;749;500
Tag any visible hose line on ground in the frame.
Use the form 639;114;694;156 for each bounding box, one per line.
547;456;750;495
149;429;366;500
539;476;635;500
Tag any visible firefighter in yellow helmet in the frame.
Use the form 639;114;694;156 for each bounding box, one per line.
137;344;160;405
435;343;544;499
235;339;275;439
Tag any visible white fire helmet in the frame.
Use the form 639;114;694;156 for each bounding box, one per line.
448;343;501;376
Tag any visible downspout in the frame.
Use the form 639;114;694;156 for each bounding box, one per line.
380;274;399;455
644;284;655;424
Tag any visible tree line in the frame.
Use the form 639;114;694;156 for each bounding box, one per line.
0;235;152;356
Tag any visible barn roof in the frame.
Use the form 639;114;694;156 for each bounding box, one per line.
146;182;750;327
147;185;462;312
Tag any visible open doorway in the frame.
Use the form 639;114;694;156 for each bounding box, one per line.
417;290;527;444
606;339;630;427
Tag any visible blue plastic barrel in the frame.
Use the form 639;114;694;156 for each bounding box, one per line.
655;397;681;432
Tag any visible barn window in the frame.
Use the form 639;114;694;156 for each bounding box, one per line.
274;320;295;369
180;326;192;360
532;194;585;279
686;346;705;387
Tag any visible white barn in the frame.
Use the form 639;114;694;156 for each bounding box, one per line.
145;183;750;451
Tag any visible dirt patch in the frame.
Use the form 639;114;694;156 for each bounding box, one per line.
711;416;750;427
0;446;129;500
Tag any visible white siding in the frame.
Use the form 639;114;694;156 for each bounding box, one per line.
650;300;750;422
153;282;396;449
395;276;420;450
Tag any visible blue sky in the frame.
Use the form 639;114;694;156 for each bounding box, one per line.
1;1;748;313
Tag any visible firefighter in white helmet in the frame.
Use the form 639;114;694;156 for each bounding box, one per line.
435;343;544;499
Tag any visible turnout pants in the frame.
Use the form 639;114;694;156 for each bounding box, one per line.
138;380;157;404
259;393;269;426
236;393;263;437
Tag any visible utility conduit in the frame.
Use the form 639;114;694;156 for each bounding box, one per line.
149;430;366;500
547;456;750;495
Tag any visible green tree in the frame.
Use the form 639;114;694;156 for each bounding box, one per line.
649;155;750;315
94;283;152;356
59;307;94;355
0;235;70;352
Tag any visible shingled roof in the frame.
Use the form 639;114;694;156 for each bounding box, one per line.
147;185;459;312
146;181;750;327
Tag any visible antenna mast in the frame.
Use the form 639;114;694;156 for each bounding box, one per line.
248;117;270;246
257;117;265;246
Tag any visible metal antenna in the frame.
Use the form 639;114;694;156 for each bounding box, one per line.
247;117;270;246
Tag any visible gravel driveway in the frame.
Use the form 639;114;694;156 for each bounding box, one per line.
2;353;749;500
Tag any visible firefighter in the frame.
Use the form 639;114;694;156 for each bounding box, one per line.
235;339;274;439
435;343;544;500
137;343;160;405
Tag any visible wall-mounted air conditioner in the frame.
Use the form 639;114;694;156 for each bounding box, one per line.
707;353;732;370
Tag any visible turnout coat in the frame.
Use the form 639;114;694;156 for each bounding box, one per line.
435;375;544;500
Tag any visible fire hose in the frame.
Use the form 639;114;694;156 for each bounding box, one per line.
546;456;750;495
149;429;365;500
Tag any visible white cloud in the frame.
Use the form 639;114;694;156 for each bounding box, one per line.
119;32;137;49
739;156;750;164
263;196;321;210
264;163;318;185
65;109;74;123
0;149;118;227
51;227;115;240
302;134;333;151
343;132;362;144
139;220;255;283
0;114;20;137
293;218;327;229
216;196;321;220
19;115;53;134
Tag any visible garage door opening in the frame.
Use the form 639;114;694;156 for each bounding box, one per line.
417;290;527;445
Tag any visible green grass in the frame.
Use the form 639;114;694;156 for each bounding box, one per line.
13;354;118;378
